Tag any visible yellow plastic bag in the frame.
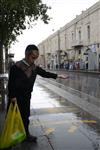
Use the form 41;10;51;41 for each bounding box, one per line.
0;102;26;149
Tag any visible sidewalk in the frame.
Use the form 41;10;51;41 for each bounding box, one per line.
0;103;54;150
37;77;100;121
0;109;53;150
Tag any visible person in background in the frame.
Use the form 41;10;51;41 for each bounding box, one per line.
7;44;69;143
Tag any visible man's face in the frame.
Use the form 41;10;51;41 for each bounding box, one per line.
27;50;39;65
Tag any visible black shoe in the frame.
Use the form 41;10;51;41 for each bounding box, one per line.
26;134;37;143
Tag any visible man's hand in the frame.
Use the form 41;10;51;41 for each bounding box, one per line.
11;97;17;103
57;74;69;79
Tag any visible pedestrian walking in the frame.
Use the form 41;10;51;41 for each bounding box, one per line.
7;44;68;143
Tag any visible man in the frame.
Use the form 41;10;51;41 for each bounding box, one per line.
7;44;68;143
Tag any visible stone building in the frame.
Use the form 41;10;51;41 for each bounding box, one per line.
38;1;100;70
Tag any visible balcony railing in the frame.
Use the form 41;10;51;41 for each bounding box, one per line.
71;40;83;47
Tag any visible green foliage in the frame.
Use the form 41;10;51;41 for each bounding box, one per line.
0;0;51;47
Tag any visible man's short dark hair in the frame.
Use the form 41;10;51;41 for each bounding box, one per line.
25;44;39;54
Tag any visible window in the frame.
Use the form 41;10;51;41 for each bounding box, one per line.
79;49;81;54
87;25;90;40
72;32;74;40
79;30;81;41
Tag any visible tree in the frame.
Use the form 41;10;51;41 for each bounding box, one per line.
0;0;51;73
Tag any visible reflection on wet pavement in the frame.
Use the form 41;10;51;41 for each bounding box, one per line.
30;83;100;150
56;72;100;99
31;85;61;109
43;76;100;107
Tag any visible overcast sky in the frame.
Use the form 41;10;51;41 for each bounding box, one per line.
10;0;99;60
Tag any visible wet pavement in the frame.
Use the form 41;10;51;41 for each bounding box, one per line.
53;71;100;99
0;73;100;150
3;80;99;150
38;77;100;121
30;82;100;150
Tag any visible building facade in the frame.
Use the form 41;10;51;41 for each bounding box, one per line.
38;1;100;70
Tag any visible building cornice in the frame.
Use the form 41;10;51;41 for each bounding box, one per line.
60;1;100;32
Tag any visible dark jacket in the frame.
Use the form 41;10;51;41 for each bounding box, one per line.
8;62;57;99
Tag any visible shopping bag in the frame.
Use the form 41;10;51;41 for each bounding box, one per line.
0;102;26;149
